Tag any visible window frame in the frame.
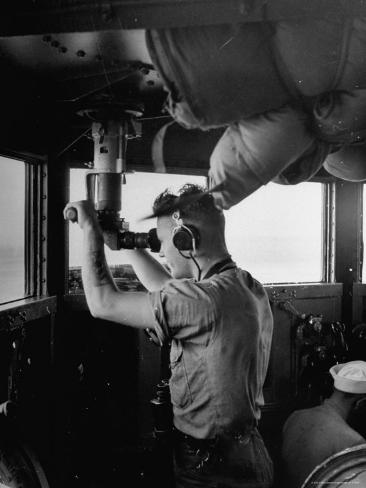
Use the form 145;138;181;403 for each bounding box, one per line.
322;182;336;283
223;181;331;285
67;166;334;287
0;151;47;305
66;166;208;292
362;187;364;282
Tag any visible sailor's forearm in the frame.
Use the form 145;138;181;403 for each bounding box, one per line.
82;226;118;315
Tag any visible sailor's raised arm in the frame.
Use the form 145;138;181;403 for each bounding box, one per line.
63;200;157;329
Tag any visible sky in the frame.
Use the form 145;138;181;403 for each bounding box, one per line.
0;156;25;302
0;156;25;255
0;161;365;291
69;169;324;283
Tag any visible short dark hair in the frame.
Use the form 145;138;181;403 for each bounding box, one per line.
153;183;222;221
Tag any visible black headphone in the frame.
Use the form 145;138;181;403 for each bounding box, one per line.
172;212;200;252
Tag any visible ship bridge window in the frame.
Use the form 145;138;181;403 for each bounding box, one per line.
0;154;44;305
0;156;26;303
68;170;207;291
224;182;325;284
68;170;325;290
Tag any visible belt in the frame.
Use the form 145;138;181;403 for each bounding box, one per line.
173;428;217;450
173;424;257;450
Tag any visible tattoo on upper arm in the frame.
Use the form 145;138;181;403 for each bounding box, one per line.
90;250;111;286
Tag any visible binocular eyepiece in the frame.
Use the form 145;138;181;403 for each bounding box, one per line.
119;228;160;253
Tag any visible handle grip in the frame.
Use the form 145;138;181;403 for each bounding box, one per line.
65;207;77;222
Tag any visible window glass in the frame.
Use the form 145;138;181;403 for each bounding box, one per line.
0;156;26;303
225;182;324;283
68;170;206;291
69;170;324;289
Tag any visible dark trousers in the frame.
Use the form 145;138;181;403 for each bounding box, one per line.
173;428;273;488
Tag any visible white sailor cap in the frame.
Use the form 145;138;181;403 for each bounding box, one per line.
330;361;366;394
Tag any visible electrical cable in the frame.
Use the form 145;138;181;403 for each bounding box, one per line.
190;252;202;281
178;250;202;281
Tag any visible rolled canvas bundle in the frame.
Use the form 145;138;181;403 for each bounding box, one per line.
146;12;366;129
208;106;331;209
146;2;366;208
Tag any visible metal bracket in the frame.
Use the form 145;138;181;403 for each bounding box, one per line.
270;289;297;302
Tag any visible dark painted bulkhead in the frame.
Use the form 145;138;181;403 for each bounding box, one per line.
0;1;366;487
